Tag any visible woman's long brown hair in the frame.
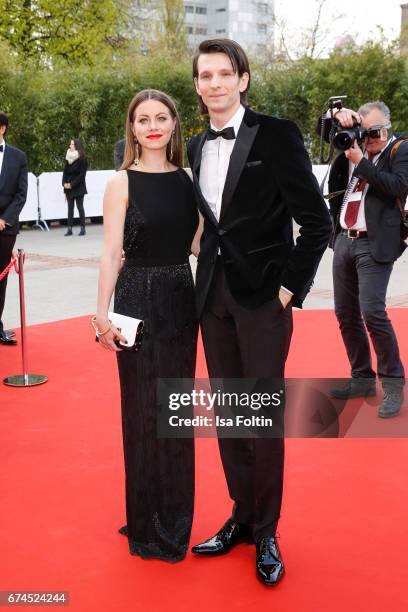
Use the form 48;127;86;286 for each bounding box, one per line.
120;89;183;170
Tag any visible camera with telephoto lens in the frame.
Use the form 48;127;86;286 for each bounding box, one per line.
332;124;368;151
320;95;368;163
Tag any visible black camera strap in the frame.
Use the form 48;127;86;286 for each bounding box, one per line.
320;158;347;201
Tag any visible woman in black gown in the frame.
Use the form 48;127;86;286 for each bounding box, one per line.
95;90;201;561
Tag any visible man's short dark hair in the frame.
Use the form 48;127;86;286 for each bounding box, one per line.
0;112;9;134
192;38;251;114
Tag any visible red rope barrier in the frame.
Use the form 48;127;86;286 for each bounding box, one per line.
0;257;17;282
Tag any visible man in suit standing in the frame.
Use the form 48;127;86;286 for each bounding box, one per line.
187;39;332;585
321;102;407;417
0;112;28;345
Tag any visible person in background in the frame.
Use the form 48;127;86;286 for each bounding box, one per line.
0;111;28;346
62;139;88;236
114;138;125;171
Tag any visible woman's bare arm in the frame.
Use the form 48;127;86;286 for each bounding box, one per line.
191;211;204;257
95;171;128;351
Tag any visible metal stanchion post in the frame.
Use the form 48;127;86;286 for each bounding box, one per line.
3;249;48;387
34;175;49;232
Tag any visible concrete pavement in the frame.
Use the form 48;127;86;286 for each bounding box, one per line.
2;223;408;329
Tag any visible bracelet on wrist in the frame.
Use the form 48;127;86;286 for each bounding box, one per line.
91;316;111;337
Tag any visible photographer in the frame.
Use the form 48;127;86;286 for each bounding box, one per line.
321;101;408;417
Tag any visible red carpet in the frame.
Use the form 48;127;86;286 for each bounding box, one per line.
1;310;408;611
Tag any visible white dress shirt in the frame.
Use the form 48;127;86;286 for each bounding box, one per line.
0;139;5;176
199;104;245;221
340;137;395;231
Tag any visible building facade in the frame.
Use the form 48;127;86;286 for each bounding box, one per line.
184;0;274;55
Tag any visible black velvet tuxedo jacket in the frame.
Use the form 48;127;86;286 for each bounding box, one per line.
0;144;28;235
327;140;408;263
187;106;332;316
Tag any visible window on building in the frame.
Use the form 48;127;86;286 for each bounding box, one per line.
196;27;208;35
216;7;226;11
185;5;194;13
196;6;207;14
257;44;267;55
258;2;268;15
216;29;226;34
257;23;267;34
186;26;194;33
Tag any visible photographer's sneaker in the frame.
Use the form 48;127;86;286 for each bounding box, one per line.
378;385;404;418
330;378;376;399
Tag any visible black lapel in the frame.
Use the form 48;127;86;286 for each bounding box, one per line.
0;145;10;190
191;131;218;226
219;107;260;221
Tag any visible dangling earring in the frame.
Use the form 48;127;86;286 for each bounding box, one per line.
134;139;140;166
170;131;175;160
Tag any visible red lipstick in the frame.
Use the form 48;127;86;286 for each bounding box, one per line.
147;134;162;139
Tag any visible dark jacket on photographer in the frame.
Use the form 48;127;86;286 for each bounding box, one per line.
319;116;408;263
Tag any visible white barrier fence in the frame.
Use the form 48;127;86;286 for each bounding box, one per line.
20;173;40;223
38;170;115;223
21;165;406;226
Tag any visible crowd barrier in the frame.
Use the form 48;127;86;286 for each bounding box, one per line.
2;250;48;387
23;165;407;229
38;170;115;226
20;173;40;224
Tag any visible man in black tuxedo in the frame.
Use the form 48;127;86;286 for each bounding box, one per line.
0;112;28;345
187;39;331;585
320;102;407;417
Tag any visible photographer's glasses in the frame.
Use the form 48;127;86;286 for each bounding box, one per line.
366;124;392;139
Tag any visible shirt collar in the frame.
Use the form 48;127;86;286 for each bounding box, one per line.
210;104;245;133
369;135;395;161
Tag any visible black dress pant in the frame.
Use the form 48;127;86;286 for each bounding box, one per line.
67;195;85;227
333;234;404;380
201;259;293;542
0;234;17;333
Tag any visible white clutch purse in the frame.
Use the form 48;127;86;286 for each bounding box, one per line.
108;311;144;351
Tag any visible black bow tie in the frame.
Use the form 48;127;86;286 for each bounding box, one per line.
206;127;236;141
0;145;3;153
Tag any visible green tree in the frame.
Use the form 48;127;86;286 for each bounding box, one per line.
0;0;126;64
133;0;188;58
159;0;186;56
2;39;407;173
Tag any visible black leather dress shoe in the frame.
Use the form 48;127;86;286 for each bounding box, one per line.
256;536;285;586
191;518;251;555
0;331;17;345
4;330;16;338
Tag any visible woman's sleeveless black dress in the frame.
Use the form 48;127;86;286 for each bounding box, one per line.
114;168;198;561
